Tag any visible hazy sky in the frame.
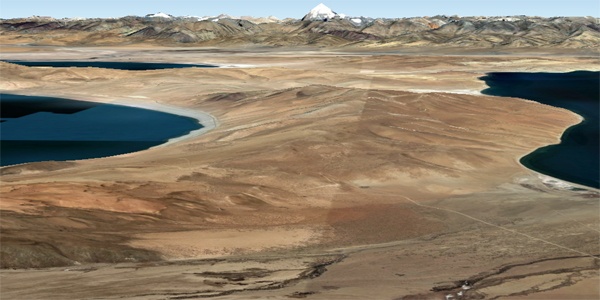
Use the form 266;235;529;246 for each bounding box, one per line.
1;0;598;19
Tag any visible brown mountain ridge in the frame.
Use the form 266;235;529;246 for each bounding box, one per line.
1;15;598;48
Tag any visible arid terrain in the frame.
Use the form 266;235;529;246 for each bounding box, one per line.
1;15;599;49
0;44;599;300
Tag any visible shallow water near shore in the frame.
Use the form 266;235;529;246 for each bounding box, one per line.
481;71;599;188
0;93;202;166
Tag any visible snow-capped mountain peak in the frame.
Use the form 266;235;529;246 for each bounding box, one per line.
146;12;173;19
302;3;339;21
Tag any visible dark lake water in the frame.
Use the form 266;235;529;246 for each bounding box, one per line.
2;60;216;70
0;93;202;166
481;71;599;188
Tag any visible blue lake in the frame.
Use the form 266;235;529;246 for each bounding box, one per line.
481;71;599;189
2;60;216;70
0;93;202;166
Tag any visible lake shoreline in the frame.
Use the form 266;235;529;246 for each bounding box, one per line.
109;99;218;147
0;93;218;166
514;120;600;192
481;71;600;189
2;48;599;300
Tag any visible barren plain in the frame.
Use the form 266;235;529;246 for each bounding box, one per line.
0;46;599;299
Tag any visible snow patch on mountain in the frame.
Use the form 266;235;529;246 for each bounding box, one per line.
302;3;339;21
146;12;173;19
300;3;372;26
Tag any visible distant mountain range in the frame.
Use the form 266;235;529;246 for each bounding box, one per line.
1;3;598;48
145;12;282;24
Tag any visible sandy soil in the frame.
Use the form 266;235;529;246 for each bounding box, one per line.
0;47;598;299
